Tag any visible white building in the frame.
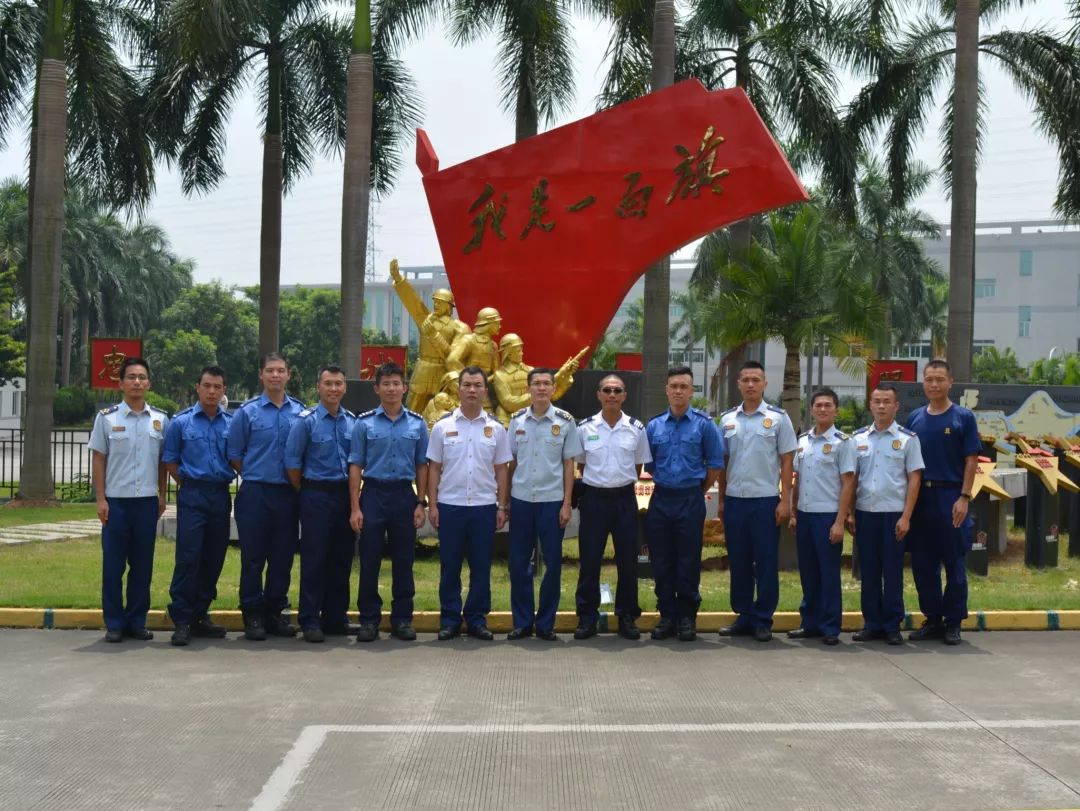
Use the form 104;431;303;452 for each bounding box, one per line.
0;377;24;429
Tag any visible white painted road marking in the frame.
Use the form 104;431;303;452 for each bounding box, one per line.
248;720;1080;811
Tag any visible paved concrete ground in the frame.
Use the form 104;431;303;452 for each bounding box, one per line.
1;630;1078;811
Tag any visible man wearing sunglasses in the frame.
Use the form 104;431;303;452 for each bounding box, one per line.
574;375;651;640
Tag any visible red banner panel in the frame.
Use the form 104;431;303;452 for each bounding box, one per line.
359;346;408;380
615;352;643;371
90;338;144;389
867;359;919;402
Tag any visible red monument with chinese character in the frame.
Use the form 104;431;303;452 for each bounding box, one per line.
417;79;808;367
90;338;144;390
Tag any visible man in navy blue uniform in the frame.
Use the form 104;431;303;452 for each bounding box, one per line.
285;365;355;643
163;366;235;647
716;361;798;643
905;359;980;646
227;353;306;640
348;363;429;643
644;366;725;642
89;357;169;643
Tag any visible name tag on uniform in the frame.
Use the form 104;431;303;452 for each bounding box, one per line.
447;431;459;438
111;426;126;432
587;434;599;441
516;429;526;435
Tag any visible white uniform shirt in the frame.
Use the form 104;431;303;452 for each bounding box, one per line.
575;411;651;487
427;408;512;506
508;405;583;503
853;421;925;513
87;401;169;498
794;425;856;513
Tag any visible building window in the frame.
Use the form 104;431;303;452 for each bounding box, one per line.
692;349;705;363
894;342;931;359
670;304;684;319
974;278;996;299
1018;305;1031;337
1019;250;1033;277
973;340;995;356
11;391;19;417
693;384;703;394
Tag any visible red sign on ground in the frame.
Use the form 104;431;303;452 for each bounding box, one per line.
417;80;808;367
90;338;143;389
358;346;408;380
866;359;919;401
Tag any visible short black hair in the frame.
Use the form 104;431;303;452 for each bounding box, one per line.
667;365;693;380
597;374;625;390
925;359;952;374
318;364;346;380
810;387;839;408
374;362;406;385
872;382;899;398
198;365;226;384
460;366;487;387
260;352;290;370
739;360;765;373
119;356;150;379
527;367;556;384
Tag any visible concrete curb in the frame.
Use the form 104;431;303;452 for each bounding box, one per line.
1;609;1078;633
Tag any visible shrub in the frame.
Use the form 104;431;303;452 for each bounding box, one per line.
144;390;179;416
53;386;96;425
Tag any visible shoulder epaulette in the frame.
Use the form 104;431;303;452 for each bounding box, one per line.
577;416;591;427
357;409;376;419
512;407;527;418
799;431;810;439
648;411;668;423
692;407;711;418
147;404;167;415
99;405;119;415
435;411;455;423
342;408;355;419
299;407;315;418
241;396;260;407
554;408;572;421
177;405;195;416
765;404;785;414
853;426;870;435
834;430;850;441
720;406;738;416
899;427;917;437
629;417;644;430
405;408;423;420
288;395;306;406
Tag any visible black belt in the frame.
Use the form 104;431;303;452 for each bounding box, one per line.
362;478;413;490
582;483;635;496
302;478;349;491
922;480;960;489
652;484;702;494
182;478;229;489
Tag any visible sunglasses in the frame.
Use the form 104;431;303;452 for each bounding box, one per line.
600;387;625;394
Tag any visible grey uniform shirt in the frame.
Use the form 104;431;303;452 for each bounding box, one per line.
508;405;583;503
575;411;651;488
853;421;925;513
88;401;169;498
794;426;856;513
720;401;798;498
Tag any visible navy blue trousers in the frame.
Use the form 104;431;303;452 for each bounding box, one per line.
645;486;706;621
855;510;907;632
235;481;298;615
576;485;640;621
910;487;969;626
437;502;496;629
508;498;565;633
795;511;843;637
298;484;354;631
101;496;159;632
168;481;231;625
358;480;416;625
725;495;780;629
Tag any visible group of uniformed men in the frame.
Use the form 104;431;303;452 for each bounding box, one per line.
90;352;978;648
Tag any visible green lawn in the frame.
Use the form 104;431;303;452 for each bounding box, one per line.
0;503;101;528
1;534;1078;612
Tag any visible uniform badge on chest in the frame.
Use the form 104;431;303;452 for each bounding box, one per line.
944;427;952;435
153;420;161;431
762;418;773;429
483;426;493;438
551;424;561;436
823;443;832;454
892;439;902;450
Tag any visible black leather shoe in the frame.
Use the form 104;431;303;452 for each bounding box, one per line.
191;617;227;638
823;635;840;646
573;620;598;640
651;618;676;640
507;626;533;640
536;628;558;641
171;623;191;646
677;618;697;642
321;624;351;636
618;617;641;640
787;628;821;639
886;630;904;645
943;625;962;646
302;626;325;643
754;626;772;643
466;625;494;641
391;622;416;641
438;625;462;641
123;627;153;641
244;614;267;642
104;629;123;643
908;621;946;641
852;628;886;642
265;614;297;637
717;623;754;637
355;623;379;643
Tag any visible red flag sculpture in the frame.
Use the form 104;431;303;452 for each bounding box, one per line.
417;79;808;367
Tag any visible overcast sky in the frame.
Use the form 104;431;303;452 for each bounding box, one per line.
0;1;1072;287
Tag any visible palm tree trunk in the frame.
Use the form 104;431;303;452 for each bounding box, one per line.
726;39;755;404
19;0;65;503
340;0;374;376
259;51;284;359
804;335;813;426
79;311;90;383
515;38;538;141
642;0;675;416
60;304;72;387
947;0;979;381
782;338;802;433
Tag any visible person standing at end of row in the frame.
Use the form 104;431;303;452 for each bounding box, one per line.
89;357;170;643
163;366;235;647
286;365;355;643
227;353;306;641
788;388;855;646
574;375;651;641
645;366;724;643
850;383;924;646
717;361;797;643
906;359;979;646
349;363;429;643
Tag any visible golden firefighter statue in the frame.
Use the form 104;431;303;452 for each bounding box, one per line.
492;333;588;426
446;306;502;376
422;370;461;429
389;259;470;413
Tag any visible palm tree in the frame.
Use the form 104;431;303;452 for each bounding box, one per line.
848;1;1080;380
